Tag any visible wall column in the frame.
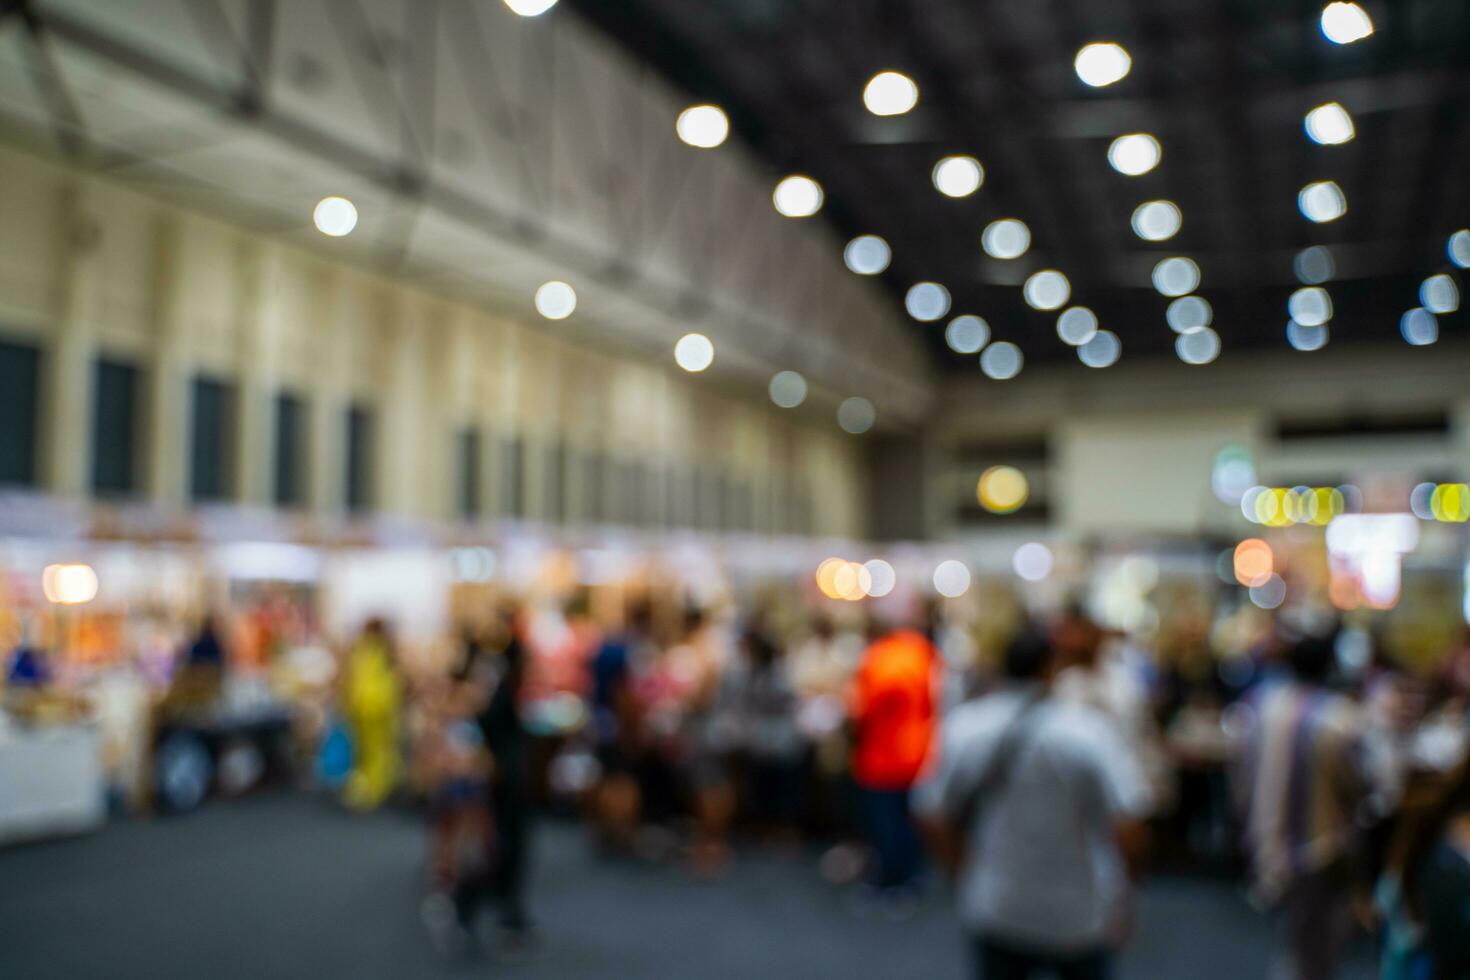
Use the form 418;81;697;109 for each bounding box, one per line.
307;270;348;515
233;241;287;506
44;179;101;498
142;216;192;508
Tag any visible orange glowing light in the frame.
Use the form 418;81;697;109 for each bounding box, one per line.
1233;539;1274;588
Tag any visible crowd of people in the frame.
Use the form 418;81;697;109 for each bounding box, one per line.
9;580;1470;978
306;587;1470;978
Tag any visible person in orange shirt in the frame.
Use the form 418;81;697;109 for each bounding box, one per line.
850;623;940;894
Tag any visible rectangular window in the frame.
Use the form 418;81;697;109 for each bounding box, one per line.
273;392;305;508
582;451;605;524
695;466;720;530
92;358;139;496
0;339;40;487
499;436;524;519
733;483;753;532
345;402;374;513
610;459;632;525
670;467;694;528
190;375;235;502
715;473;732;531
456;427;481;520
544;442;565;524
630;460;651;527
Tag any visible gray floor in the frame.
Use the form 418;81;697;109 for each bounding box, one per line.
0;793;1375;979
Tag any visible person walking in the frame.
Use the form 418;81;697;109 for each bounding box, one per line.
455;633;536;953
340;618;402;811
1240;629;1400;980
850;622;940;896
916;630;1150;980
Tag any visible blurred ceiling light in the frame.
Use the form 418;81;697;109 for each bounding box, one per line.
42;563;98;605
1401;307;1438;346
1305;102;1355;145
1056;306;1099;346
1074;42;1132;87
773;175;823;217
1449;230;1470;269
1294;245;1335;284
1107;133;1161;176
1298;181;1346;223
534;280;576;320
837;396;876;434
768;370;808;408
1176;326;1221;364
1152;257;1200;297
1288;286;1333;326
864;559;897;598
1078;329;1121;368
932;560;972;598
978;465;1029;513
980;341;1024;380
1166;295;1212;333
1320;2;1374;44
905;282;952;321
1023;269;1071;310
982;219;1031;260
1420;273;1460;314
1013;543;1054;582
313;196;357;237
674;332;715;371
503;0;557;14
676;104;729;148
863;70;919;116
844;235;891;275
1287;320;1330;351
945;315;991;354
933;155;985;197
1131;200;1181;241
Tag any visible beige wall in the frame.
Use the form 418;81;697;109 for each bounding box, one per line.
935;342;1470;539
0;145;867;538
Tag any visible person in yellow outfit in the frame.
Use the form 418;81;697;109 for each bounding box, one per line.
341;618;402;811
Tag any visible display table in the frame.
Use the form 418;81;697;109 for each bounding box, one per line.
0;720;106;845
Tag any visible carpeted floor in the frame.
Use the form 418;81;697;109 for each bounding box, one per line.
0;793;1375;979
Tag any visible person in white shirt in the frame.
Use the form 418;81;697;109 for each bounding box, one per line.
916;631;1151;980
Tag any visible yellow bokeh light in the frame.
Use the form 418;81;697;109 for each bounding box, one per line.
978;466;1029;514
815;558;846;599
1254;488;1286;526
838;561;873;601
1250;485;1345;526
1282;489;1306;525
1432;483;1470;523
832;562;859;600
1306;487;1345;525
42;563;99;605
817;558;873;601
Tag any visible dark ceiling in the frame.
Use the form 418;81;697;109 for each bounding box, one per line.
568;0;1470;369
